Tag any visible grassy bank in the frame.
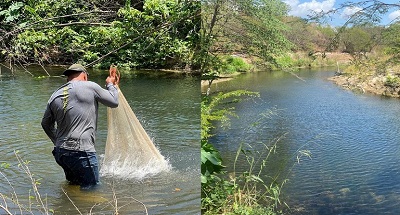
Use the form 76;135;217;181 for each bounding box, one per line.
201;52;352;91
201;90;286;215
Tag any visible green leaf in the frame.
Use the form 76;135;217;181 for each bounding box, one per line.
10;2;24;11
1;162;10;169
201;149;221;166
24;5;36;15
201;175;207;184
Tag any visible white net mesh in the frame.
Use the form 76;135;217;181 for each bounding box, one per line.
100;89;171;179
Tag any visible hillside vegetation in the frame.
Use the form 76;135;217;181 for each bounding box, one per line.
201;1;400;77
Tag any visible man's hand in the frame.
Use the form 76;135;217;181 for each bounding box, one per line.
106;65;120;86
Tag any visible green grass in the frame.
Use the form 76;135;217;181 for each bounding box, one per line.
220;56;251;74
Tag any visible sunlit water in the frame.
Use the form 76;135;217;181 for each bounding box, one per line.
209;69;400;215
0;66;200;214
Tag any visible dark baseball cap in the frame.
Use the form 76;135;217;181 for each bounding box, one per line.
63;64;88;76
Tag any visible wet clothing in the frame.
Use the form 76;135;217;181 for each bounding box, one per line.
41;80;118;187
52;147;99;189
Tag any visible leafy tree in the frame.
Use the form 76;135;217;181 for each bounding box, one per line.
200;0;292;79
382;22;400;63
305;1;400;67
0;0;200;70
341;27;372;61
229;0;292;65
284;17;314;51
284;17;337;53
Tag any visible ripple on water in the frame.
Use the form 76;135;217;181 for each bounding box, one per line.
212;70;400;215
1;74;200;214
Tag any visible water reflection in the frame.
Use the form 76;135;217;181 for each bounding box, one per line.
209;69;400;214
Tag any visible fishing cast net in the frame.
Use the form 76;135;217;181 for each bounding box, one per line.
101;88;171;179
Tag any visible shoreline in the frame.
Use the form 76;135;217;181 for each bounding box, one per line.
201;68;400;99
328;74;400;98
200;51;352;86
201;73;241;93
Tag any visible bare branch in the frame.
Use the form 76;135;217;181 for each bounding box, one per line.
0;205;13;215
31;10;114;23
61;188;83;215
27;22;112;30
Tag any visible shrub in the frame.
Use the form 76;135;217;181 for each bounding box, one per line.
220;56;251;74
385;75;400;87
275;55;295;69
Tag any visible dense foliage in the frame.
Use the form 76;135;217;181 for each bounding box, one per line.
0;0;200;70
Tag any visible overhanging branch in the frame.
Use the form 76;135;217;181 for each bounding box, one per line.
26;22;112;30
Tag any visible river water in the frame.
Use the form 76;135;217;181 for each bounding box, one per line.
0;66;200;214
208;69;400;215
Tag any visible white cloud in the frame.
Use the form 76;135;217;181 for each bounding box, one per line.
284;0;300;9
284;0;336;17
388;10;400;22
341;6;362;19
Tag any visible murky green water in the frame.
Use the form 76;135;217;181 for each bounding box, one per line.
209;69;400;215
0;66;200;214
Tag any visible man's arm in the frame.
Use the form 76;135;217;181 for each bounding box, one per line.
94;82;119;108
41;105;56;144
94;67;119;107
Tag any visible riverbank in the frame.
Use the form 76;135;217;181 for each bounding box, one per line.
328;74;400;98
201;72;242;93
327;59;400;98
201;51;352;93
0;62;198;78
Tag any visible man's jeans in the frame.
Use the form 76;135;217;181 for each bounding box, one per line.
52;147;99;189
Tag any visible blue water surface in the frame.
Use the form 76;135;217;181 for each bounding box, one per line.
209;69;400;215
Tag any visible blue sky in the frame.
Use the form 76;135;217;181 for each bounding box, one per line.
283;0;400;26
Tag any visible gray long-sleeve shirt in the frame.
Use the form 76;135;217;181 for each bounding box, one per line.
41;81;119;152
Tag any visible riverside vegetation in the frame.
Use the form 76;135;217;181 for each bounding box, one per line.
0;0;200;71
201;0;400;214
201;90;285;214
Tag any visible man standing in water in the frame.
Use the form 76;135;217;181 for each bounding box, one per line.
41;64;119;189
